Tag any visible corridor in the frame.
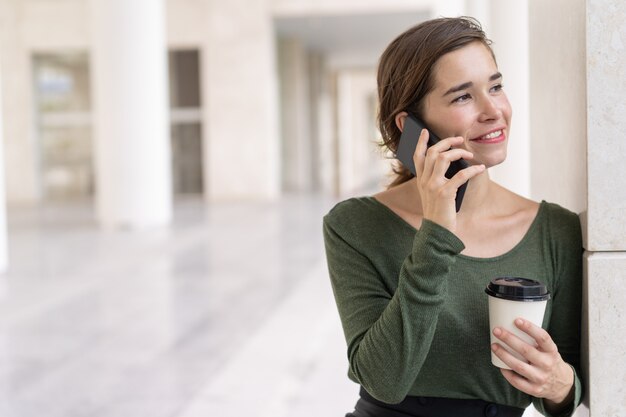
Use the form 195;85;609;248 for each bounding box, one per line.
0;195;358;417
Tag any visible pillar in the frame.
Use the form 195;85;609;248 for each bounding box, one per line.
528;0;586;213
90;0;172;228
487;0;531;198
530;0;626;415
0;63;8;273
584;0;626;415
204;0;280;200
278;37;312;193
0;0;39;204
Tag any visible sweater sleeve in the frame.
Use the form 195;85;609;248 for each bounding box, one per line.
323;214;464;404
533;207;584;417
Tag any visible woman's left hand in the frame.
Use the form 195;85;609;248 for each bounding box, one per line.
491;318;574;411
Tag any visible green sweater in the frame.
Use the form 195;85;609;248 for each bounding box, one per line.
323;197;583;416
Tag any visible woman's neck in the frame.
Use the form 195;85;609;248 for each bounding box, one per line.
455;170;495;216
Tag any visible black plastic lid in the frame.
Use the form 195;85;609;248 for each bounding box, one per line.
485;277;551;301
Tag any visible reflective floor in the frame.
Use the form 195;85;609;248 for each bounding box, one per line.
0;195;358;417
0;194;549;417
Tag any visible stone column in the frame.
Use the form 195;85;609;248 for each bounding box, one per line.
584;0;626;415
0;0;39;204
204;0;280;200
278;37;312;193
90;0;172;228
0;63;8;273
529;1;587;416
487;0;531;198
530;0;626;415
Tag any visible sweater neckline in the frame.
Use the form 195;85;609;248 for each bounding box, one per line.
364;196;546;262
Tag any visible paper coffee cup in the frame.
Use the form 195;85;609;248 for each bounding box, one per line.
485;277;550;369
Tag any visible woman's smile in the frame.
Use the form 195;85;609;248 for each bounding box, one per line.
470;128;507;144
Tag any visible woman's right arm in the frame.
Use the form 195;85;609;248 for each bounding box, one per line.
323;214;464;404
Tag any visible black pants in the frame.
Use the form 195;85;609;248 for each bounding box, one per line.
346;388;525;417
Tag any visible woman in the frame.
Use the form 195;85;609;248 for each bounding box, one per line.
323;17;583;417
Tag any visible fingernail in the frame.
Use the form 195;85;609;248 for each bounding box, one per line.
491;343;498;352
515;318;524;326
493;327;502;336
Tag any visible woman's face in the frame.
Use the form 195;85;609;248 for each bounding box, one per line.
421;41;512;168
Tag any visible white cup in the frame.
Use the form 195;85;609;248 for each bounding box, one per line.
485;277;550;369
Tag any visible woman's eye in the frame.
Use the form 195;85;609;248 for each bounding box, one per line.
490;83;503;93
452;93;471;103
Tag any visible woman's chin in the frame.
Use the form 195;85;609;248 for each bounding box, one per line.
477;151;507;169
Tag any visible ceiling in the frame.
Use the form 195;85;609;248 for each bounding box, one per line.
274;11;430;63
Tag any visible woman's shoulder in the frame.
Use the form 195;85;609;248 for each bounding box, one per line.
324;196;381;227
536;200;583;249
323;196;391;248
539;200;582;230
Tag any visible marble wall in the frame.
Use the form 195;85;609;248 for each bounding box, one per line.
585;0;626;251
530;0;626;415
584;0;626;415
528;0;587;215
584;254;626;416
529;0;626;415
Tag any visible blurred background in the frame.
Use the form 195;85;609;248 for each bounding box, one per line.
0;0;622;416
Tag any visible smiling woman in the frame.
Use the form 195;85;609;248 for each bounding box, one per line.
419;41;511;169
323;16;583;417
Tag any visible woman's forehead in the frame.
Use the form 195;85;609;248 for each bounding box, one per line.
431;42;498;89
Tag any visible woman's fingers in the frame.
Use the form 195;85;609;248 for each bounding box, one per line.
491;327;575;403
492;326;541;363
491;328;539;374
429;148;474;180
420;136;471;183
445;164;485;190
413;133;481;231
412;129;430;179
515;318;559;354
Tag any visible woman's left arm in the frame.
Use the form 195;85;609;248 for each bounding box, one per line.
492;207;584;416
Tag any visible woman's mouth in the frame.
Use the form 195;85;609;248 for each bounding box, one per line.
471;129;506;144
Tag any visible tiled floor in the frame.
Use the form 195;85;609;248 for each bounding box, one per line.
0;195;358;417
0;194;572;416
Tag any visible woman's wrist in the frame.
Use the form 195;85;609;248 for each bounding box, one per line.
543;362;575;413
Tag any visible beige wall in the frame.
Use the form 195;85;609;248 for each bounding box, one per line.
278;37;313;193
584;0;626;415
530;0;626;416
528;2;588;415
0;0;42;203
585;0;626;251
488;0;531;198
528;0;587;214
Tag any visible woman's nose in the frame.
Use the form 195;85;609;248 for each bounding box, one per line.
479;96;502;121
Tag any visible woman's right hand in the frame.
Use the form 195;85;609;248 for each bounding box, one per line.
412;128;485;233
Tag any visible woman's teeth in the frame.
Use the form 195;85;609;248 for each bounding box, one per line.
480;130;502;140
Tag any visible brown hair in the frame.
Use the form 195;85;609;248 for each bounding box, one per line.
377;16;494;187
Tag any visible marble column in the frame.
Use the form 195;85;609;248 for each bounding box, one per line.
89;0;172;228
0;63;8;272
203;0;280;200
278;37;312;193
487;0;531;198
584;0;626;415
529;1;587;416
530;0;626;415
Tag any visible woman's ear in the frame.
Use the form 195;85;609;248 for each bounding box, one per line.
395;112;408;132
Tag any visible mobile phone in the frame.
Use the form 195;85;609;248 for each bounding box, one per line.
396;113;469;212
